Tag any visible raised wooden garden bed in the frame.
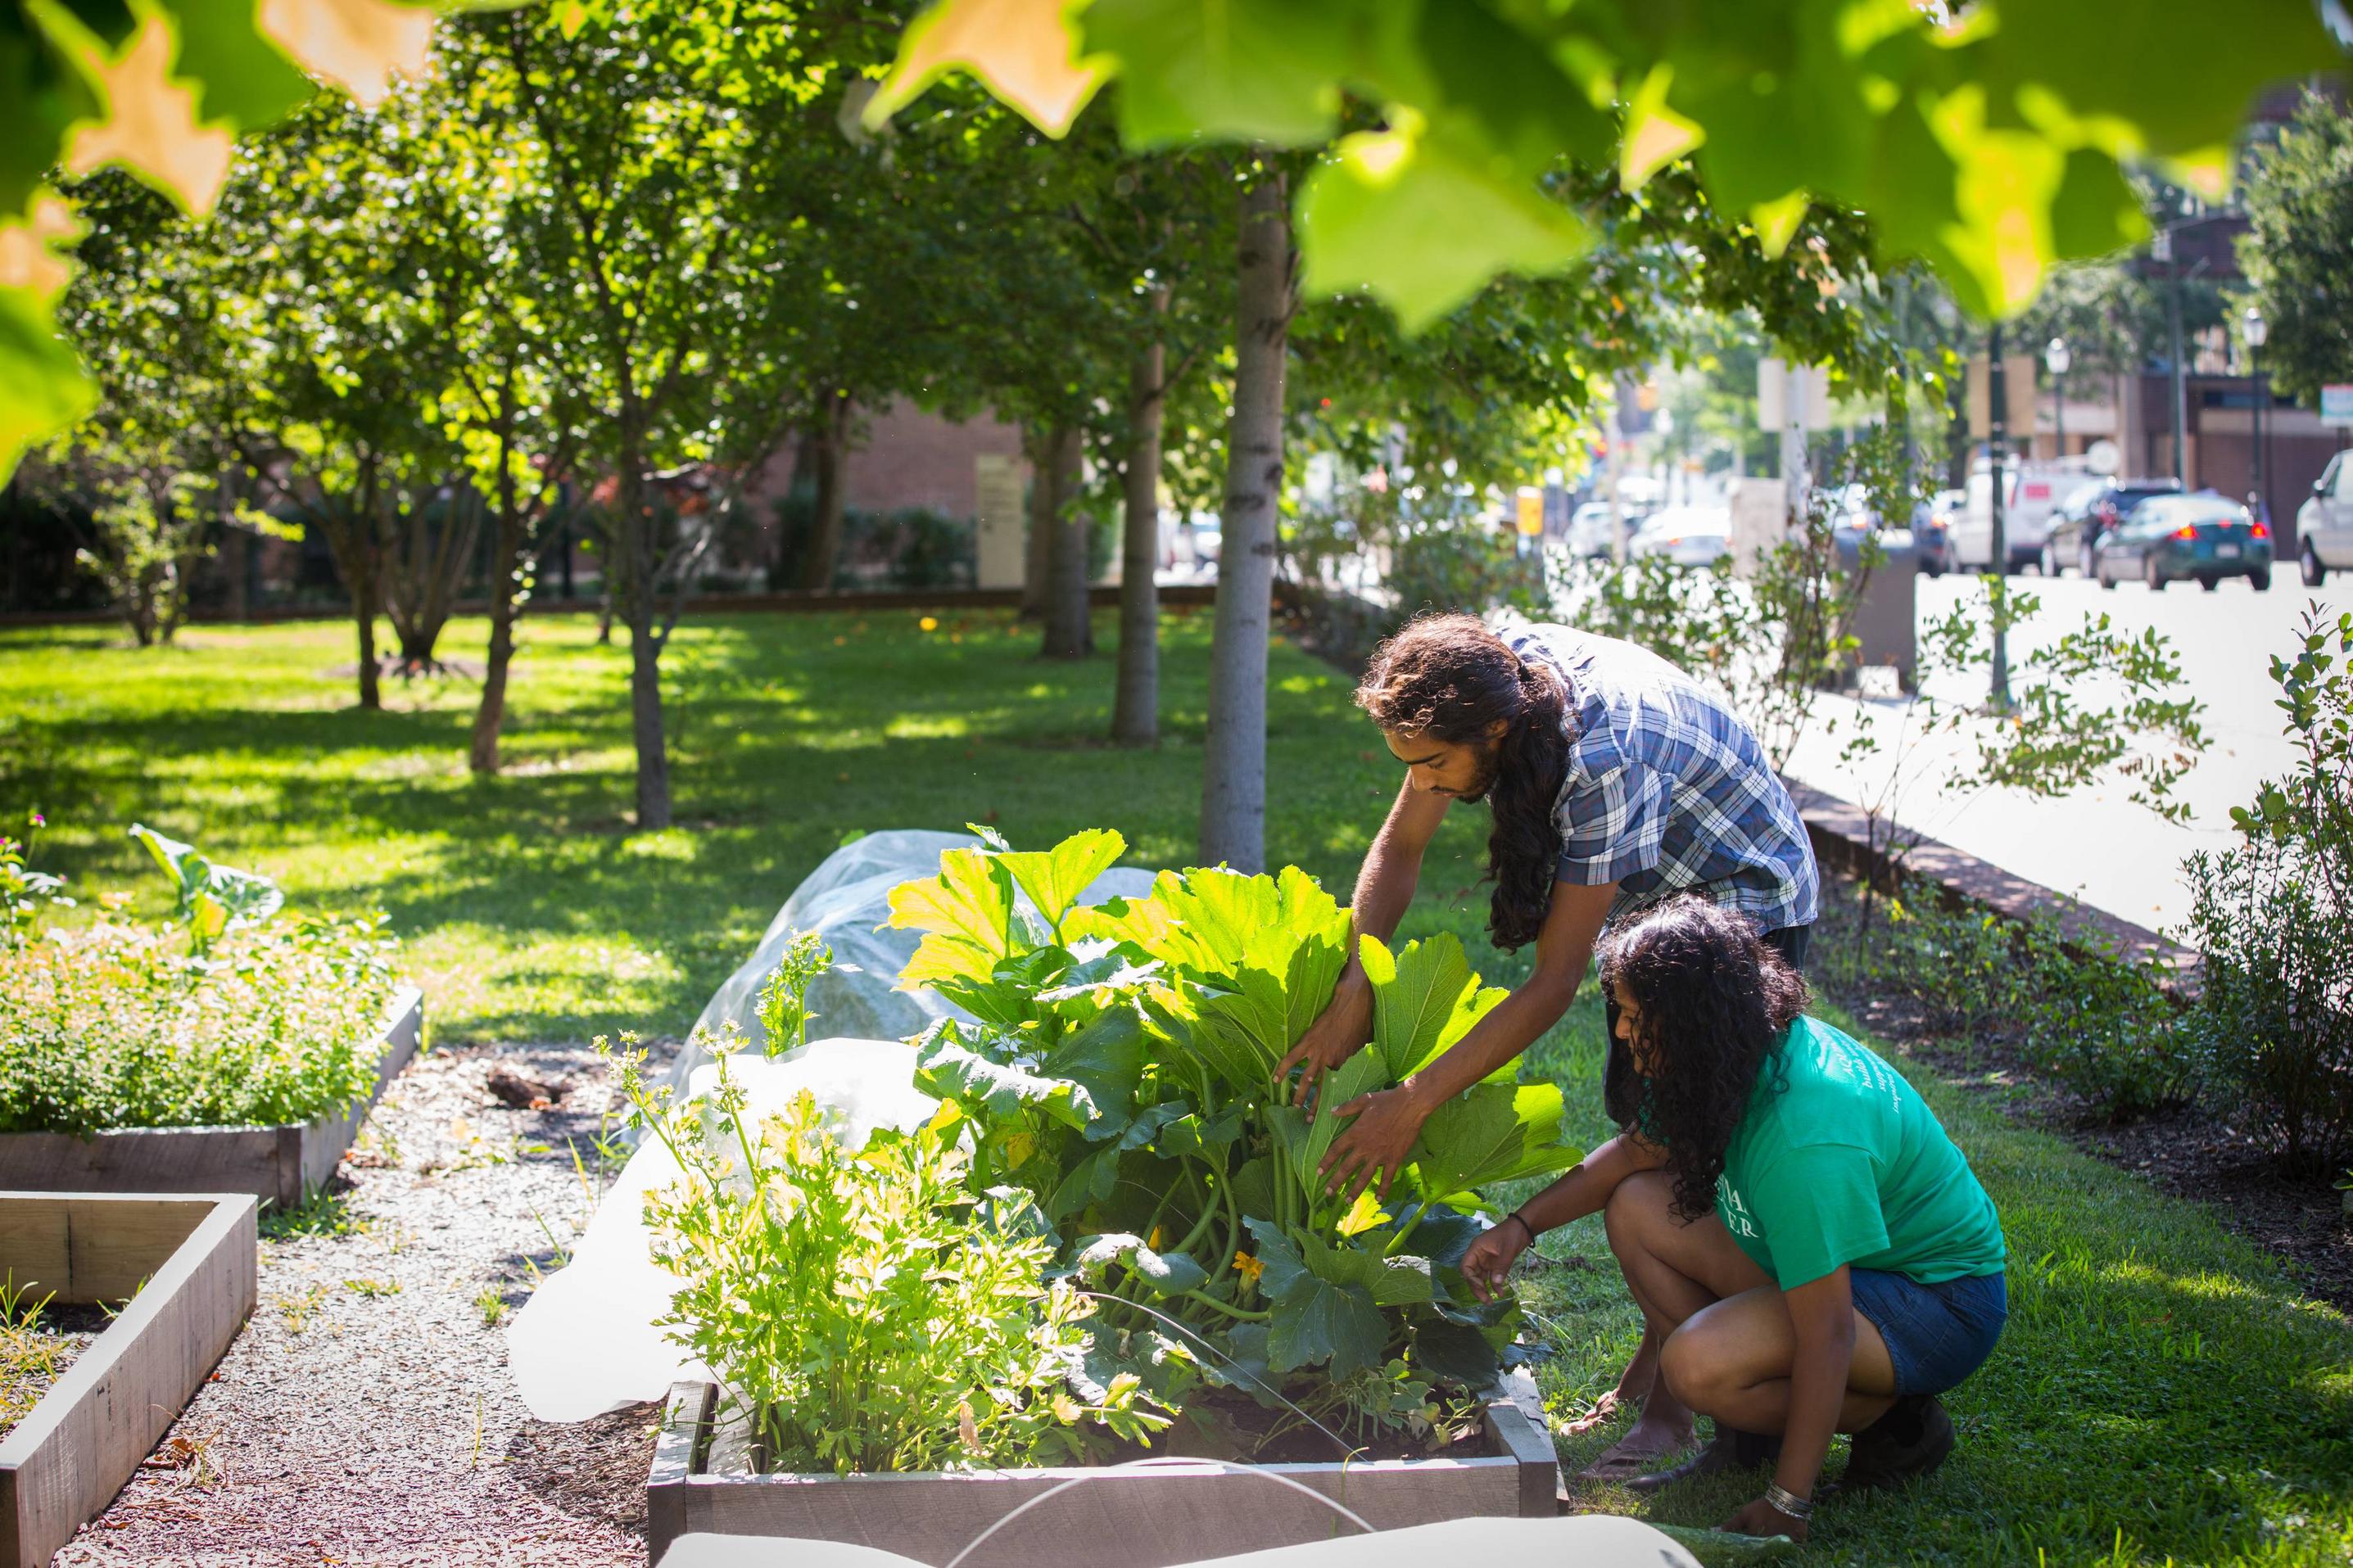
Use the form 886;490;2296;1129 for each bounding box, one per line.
0;1191;257;1568
646;1375;1559;1568
0;987;423;1209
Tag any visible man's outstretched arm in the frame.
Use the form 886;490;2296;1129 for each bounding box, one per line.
1318;876;1618;1200
1277;779;1450;1100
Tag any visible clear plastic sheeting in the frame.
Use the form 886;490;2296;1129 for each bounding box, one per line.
505;1038;939;1422
668;829;1159;1087
653;1516;1707;1568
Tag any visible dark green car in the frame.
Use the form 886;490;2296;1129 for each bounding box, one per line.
2093;493;2274;592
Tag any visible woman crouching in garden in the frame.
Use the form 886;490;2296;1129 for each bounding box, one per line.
1459;896;2008;1541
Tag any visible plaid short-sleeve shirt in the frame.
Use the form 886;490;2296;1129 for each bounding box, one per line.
1504;621;1819;933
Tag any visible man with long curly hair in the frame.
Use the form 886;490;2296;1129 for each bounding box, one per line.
1457;898;2007;1539
1279;609;1819;1474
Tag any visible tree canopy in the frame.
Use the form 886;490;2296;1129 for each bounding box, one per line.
868;0;2341;331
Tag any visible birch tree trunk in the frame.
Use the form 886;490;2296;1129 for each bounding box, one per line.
1198;170;1290;870
1111;286;1170;745
794;390;853;592
1039;424;1091;658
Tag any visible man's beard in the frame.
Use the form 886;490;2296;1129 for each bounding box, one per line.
1454;747;1502;803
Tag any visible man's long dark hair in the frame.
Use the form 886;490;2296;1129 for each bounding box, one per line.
1355;612;1569;950
1599;897;1810;1222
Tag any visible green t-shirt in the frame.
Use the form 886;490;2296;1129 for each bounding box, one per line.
1713;1016;2007;1290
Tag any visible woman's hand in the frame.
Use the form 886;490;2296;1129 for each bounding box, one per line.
1721;1497;1808;1543
1459;1214;1532;1302
1278;968;1374;1107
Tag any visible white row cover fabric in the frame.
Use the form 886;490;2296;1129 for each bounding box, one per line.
511;829;1155;1423
655;1516;1706;1568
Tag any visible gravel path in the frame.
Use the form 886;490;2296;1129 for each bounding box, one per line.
57;1043;665;1567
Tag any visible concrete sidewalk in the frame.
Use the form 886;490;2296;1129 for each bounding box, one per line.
1781;572;2351;937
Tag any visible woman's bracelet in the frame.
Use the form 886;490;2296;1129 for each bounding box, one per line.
1504;1209;1538;1244
1764;1481;1814;1521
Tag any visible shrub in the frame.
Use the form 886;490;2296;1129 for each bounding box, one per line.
1841;891;2194;1124
0;912;400;1135
2011;922;2196;1124
619;1055;1170;1473
2182;607;2353;1174
1858;895;2020;1036
2184;839;2353;1173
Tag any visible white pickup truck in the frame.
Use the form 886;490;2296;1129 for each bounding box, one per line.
1953;459;2081;574
2296;451;2353;585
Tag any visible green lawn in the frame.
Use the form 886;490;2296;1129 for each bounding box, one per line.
2;608;2348;1565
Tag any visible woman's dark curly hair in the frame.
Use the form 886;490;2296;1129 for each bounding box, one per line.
1355;613;1569;950
1598;896;1811;1222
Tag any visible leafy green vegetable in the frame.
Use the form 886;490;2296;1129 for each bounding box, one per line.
129;821;283;955
882;829;1584;1448
620;1053;1171;1474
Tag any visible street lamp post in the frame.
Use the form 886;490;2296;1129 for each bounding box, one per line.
2243;305;2269;525
2045;337;2071;460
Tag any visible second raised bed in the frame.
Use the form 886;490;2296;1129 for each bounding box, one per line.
0;986;423;1209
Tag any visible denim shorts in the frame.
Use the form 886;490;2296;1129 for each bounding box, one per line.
1850;1268;2007;1396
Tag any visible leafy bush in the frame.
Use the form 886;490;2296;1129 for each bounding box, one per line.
2183;607;2353;1174
1854;895;2021;1036
1843;892;2192;1124
620;1058;1169;1473
882;829;1581;1440
0;912;400;1135
2011;922;2195;1123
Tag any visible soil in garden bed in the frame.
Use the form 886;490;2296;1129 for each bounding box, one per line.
1138;1390;1491;1467
1809;872;2353;1313
0;1301;111;1441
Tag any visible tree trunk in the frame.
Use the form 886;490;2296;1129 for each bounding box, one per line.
610;448;673;829
470;457;530;776
1040;425;1092;658
472;576;519;775
795;390;853;592
1199;170;1290;872
355;572;382;711
627;603;671;828
1111;287;1170;744
1020;424;1052;619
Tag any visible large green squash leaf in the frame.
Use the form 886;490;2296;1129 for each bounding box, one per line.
1265;1272;1386;1380
1075;1231;1210;1298
886;844;1017;992
912;1019;1097;1132
1413;1082;1582;1205
998;827;1126;936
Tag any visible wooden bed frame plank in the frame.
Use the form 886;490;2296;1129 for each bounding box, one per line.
647;1376;1560;1568
0;1192;257;1568
0;988;423;1208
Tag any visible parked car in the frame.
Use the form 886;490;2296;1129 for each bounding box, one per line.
1627;505;1732;567
2044;477;2183;577
1912;489;1962;576
1567;500;1626;558
2295;451;2353;585
1954;460;2075;572
2093;492;2273;592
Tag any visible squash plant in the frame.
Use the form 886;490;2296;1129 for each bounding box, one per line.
885;828;1581;1434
